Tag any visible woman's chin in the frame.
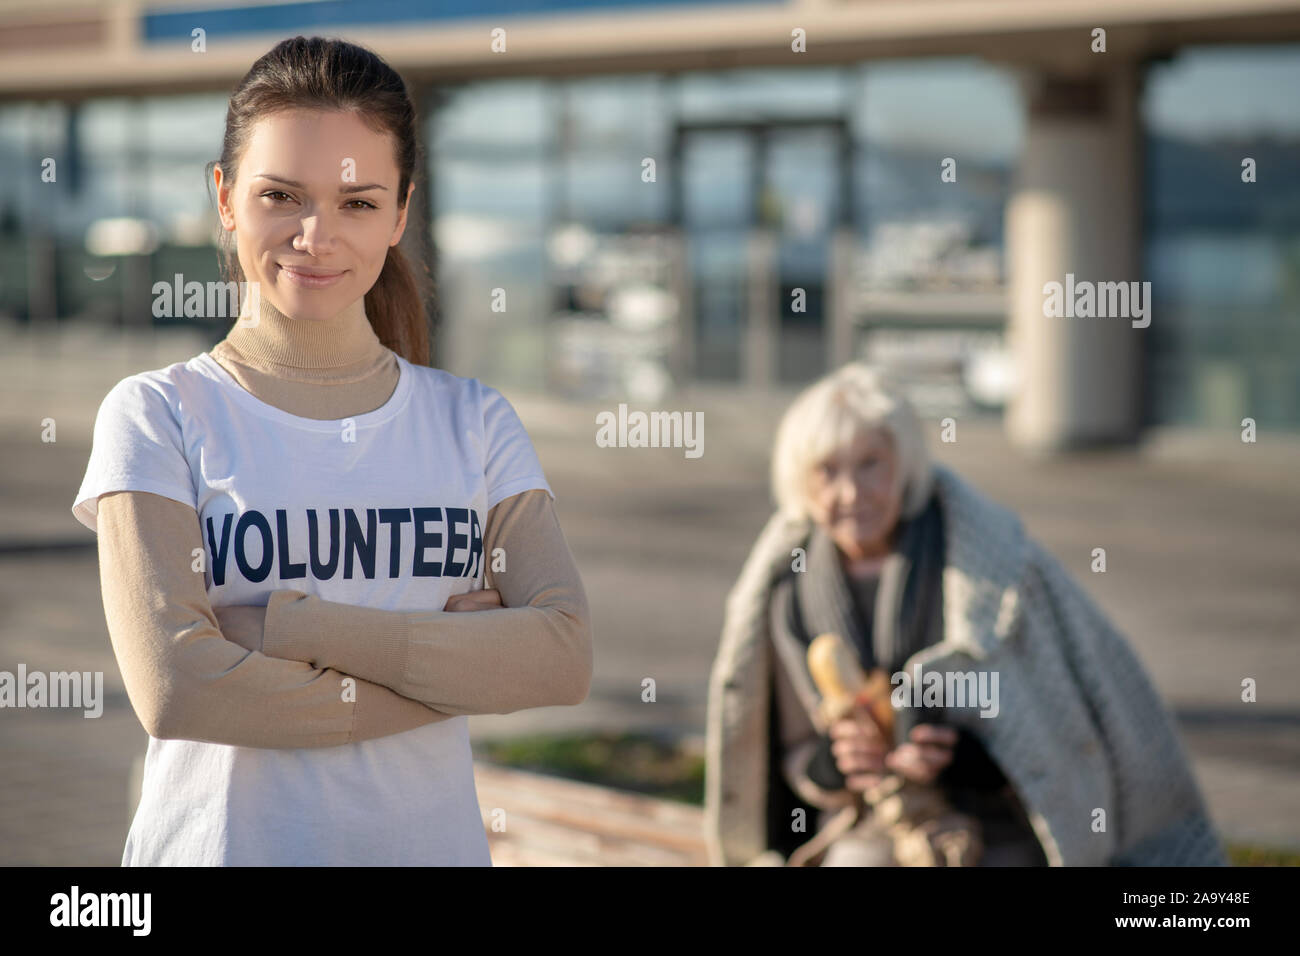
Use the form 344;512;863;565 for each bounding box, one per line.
833;520;888;555
274;286;346;318
836;516;878;536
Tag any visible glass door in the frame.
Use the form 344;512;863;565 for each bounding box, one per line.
679;128;755;381
677;119;849;385
765;124;845;383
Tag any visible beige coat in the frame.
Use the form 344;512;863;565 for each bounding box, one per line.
704;463;1226;866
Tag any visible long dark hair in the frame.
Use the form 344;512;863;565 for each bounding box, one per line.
206;36;431;366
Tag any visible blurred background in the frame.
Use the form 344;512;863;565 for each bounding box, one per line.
0;0;1297;865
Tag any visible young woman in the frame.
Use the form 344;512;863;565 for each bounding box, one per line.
71;36;592;866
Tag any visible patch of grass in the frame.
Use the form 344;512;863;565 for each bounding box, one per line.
1226;843;1300;867
478;733;1300;866
476;731;705;805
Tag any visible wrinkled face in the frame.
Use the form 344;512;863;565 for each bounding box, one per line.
806;427;903;560
215;108;414;321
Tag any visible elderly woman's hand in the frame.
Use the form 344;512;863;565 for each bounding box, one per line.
884;724;958;784
830;701;890;792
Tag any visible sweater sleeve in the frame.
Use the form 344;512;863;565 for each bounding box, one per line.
96;489;452;748
258;488;593;715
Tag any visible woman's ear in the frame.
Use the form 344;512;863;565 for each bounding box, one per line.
214;165;236;231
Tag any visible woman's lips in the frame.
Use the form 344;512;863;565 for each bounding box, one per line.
837;513;876;525
279;265;346;289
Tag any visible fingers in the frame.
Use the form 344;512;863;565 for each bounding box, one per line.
885;740;955;783
852;701;885;734
828;715;964;785
443;588;503;612
831;740;886;770
837;724;960;787
829;718;859;740
909;724;958;746
831;732;887;777
213;605;266;654
829;708;883;742
885;745;931;783
449;595;500;611
829;721;886;755
829;706;891;779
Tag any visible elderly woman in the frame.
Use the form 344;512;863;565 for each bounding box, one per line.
704;362;1225;867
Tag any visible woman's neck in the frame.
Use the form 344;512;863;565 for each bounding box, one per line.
836;526;898;579
843;554;888;580
218;293;389;382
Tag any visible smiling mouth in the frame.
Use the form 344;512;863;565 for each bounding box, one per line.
280;265;345;278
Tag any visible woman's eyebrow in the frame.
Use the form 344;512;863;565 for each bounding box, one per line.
254;174;388;194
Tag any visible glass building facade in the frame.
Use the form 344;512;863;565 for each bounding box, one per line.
1142;46;1300;429
1;44;1296;427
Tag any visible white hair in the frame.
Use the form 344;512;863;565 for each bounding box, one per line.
770;361;934;522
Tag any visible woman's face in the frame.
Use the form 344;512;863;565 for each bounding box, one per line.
214;108;415;321
806;427;903;561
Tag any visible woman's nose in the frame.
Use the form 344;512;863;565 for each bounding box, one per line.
836;472;859;506
293;215;337;255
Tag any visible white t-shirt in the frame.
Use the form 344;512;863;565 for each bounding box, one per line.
72;349;553;866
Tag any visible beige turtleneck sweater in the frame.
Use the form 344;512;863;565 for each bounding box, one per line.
94;294;591;748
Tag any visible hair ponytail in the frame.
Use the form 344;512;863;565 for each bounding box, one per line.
366;243;431;367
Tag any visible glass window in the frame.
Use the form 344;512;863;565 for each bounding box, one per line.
676;67;846;122
431;79;553;153
1143;45;1300;428
853;59;1023;287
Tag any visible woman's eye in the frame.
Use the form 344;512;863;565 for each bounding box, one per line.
260;192;375;210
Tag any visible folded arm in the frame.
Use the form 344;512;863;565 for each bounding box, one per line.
96;490;453;749
256;488;593;716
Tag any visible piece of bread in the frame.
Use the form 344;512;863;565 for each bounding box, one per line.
806;633;894;744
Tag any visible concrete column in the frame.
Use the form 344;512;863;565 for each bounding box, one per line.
1005;67;1144;450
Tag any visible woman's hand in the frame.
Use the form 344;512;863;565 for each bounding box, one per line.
213;604;267;654
884;724;958;784
831;715;959;790
829;701;890;792
443;588;503;612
